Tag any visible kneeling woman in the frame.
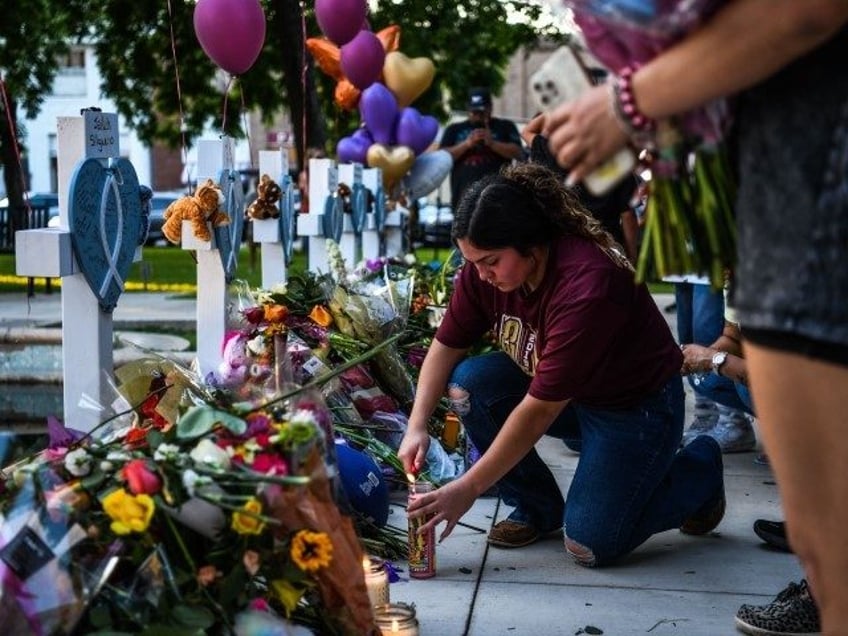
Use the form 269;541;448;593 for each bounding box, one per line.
399;163;724;566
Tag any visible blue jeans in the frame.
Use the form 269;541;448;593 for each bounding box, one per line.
690;372;756;416
675;282;747;412
449;352;724;566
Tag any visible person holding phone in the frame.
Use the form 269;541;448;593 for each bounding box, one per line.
438;87;524;206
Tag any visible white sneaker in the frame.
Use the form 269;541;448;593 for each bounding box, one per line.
709;416;756;453
681;414;717;446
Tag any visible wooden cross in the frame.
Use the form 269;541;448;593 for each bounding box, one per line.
15;112;141;431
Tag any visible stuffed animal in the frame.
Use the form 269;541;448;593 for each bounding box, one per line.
162;178;230;244
246;173;282;220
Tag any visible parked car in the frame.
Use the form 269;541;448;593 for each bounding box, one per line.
45;190;181;246
0;192;59;249
146;191;182;245
416;199;454;248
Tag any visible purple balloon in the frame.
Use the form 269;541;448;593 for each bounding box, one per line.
352;126;374;144
337;128;373;164
194;0;266;75
340;30;386;91
360;83;398;145
395;108;440;156
316;0;367;46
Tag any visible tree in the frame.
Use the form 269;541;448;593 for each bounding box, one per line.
89;0;564;166
2;0;565;221
0;0;89;245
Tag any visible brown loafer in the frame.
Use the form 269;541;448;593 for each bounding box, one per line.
487;519;562;549
680;492;726;535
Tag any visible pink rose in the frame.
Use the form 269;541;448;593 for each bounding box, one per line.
123;459;162;495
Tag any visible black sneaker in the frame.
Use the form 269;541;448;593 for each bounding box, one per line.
735;579;821;635
753;519;792;553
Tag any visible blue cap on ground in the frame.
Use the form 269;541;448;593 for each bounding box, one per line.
335;441;390;527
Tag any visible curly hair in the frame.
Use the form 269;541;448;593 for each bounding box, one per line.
452;162;632;270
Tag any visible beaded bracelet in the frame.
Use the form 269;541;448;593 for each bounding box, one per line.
610;65;656;139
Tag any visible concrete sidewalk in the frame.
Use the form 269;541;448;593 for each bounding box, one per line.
0;290;800;634
0;291;196;330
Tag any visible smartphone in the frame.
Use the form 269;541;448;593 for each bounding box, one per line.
529;46;636;196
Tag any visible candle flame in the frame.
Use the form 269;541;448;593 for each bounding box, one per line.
391;618;399;632
405;472;416;483
362;556;370;570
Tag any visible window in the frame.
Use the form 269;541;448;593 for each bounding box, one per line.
56;48;86;75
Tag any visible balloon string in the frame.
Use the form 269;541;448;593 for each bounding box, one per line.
221;75;235;133
241;89;254;169
165;0;191;193
0;73;32;219
300;1;308;170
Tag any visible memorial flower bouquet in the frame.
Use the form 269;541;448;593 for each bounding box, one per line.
571;0;735;289
0;369;377;635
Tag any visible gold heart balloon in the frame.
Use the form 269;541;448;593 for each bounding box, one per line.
382;51;435;108
366;144;416;191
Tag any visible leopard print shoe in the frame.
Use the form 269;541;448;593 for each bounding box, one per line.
735;579;821;635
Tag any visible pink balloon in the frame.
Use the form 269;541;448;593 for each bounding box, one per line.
359;83;398;145
316;0;367;46
194;0;266;75
340;30;386;91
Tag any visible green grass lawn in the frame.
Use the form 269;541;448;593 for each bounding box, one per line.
0;245;673;295
0;245;453;294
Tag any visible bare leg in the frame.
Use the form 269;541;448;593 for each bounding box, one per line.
745;343;848;635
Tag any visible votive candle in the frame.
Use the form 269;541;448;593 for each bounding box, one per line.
363;555;390;608
373;602;419;636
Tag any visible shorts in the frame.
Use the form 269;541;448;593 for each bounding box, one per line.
731;27;848;360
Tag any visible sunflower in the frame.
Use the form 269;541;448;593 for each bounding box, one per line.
290;529;333;572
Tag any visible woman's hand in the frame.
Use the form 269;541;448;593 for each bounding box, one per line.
398;423;431;476
407;477;477;542
543;84;629;185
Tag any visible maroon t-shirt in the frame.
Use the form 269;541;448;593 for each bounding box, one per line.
436;236;683;409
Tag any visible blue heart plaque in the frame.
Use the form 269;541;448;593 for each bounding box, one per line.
214;168;244;283
68;157;141;313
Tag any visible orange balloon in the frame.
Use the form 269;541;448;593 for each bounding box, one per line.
376;25;401;53
335;80;361;111
306;37;342;80
307;25;402;111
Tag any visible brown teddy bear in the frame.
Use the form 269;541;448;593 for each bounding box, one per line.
162;179;230;244
246;173;282;220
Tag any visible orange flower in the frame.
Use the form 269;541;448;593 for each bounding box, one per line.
308;304;334;327
263;304;288;323
196;565;221;587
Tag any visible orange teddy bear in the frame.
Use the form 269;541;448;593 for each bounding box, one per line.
162;179;230;244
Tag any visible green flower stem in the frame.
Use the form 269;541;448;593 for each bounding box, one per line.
162;504;199;572
195;493;282;525
193;466;311;487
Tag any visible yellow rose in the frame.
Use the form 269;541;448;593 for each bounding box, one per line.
231;498;266;535
102;488;155;535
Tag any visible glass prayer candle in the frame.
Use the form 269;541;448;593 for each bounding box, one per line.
374;602;419;636
363;555;390;608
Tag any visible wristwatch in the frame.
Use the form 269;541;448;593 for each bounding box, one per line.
711;350;728;376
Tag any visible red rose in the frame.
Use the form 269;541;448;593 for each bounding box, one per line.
243;306;265;324
123;459;162;495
